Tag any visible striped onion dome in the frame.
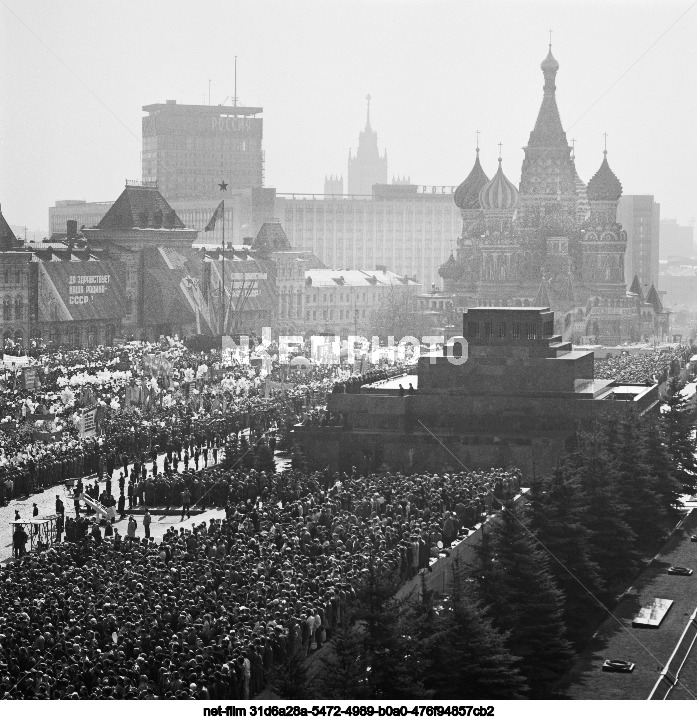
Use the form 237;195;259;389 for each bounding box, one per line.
454;149;489;210
478;157;519;210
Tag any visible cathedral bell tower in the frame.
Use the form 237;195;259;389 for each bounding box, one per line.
580;148;626;296
518;43;577;226
478;153;519;285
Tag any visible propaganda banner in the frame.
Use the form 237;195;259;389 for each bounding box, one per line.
22;367;39;390
1;355;30;368
80;405;98;438
27;412;56;423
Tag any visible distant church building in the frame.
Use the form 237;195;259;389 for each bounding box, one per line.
347;95;388;195
438;45;669;345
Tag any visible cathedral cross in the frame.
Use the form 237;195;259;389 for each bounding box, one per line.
603;132;608;152
498;141;503;159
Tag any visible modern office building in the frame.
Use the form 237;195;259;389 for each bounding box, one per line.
50;100;265;243
141;100;263;197
659;217;693;259
275;184;461;291
616;195;660;289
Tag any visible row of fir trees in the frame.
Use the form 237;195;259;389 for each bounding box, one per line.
271;377;696;700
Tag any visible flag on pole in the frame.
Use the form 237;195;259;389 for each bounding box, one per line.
205;201;225;232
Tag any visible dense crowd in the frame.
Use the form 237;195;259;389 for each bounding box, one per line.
594;346;691;385
0;464;521;699
1;341;339;503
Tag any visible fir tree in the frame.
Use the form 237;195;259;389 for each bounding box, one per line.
663;376;697;494
569;429;639;585
357;561;428;699
477;500;574;698
529;463;607;647
239;434;255;470
317;619;370;699
422;565;528;699
253;440;276;473
612;414;666;549
642;416;684;516
271;652;313;700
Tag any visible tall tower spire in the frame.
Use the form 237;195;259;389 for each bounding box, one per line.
518;42;576;224
347;95;387;195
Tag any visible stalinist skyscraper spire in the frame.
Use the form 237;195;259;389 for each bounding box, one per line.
347;95;388;195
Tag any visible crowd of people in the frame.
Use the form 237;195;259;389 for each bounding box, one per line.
594;345;691;385
0;461;521;699
0;335;527;700
1;340;339;504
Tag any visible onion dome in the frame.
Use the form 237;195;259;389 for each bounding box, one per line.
478;157;518;210
454;149;489;210
541;45;559;73
540;204;578;238
587;151;622;202
438;252;459;279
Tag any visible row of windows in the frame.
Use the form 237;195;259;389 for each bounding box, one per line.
2;297;24;322
3;329;23;344
467;321;547;341
287;205;456;216
304;309;367;321
2;269;24;285
304;291;384;304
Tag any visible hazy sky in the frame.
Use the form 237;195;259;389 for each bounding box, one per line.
2;0;696;232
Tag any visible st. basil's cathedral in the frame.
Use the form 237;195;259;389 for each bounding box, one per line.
439;44;669;345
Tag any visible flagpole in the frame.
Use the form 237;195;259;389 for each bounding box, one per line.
221;199;225;338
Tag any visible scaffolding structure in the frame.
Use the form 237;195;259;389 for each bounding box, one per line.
9;514;59;555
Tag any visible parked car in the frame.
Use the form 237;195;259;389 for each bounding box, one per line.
667;566;693;576
602;660;635;673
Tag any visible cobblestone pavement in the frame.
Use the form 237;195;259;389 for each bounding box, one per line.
0;438;290;562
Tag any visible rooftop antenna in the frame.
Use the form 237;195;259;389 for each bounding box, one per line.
208;79;211;106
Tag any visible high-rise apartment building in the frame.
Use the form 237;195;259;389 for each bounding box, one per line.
347;96;387;195
141;100;264;199
659;218;693;259
616;195;660;288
